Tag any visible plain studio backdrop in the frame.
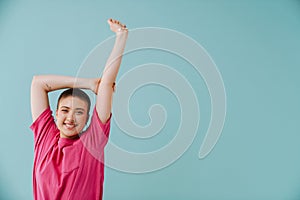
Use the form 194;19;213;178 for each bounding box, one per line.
0;0;300;199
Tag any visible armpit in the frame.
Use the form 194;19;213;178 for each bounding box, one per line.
112;82;116;92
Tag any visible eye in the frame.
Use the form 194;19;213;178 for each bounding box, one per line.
76;111;84;115
61;109;68;113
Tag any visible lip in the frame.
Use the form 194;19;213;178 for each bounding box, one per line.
63;123;77;130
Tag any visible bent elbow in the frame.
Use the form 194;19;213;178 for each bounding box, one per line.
31;75;42;83
31;75;39;86
31;75;49;92
31;75;42;88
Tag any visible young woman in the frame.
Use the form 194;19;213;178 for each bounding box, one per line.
30;19;128;200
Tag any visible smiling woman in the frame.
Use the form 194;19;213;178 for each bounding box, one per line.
56;89;91;139
29;19;128;200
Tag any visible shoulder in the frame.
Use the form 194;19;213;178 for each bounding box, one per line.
91;107;112;128
83;107;112;138
30;107;54;130
30;107;58;142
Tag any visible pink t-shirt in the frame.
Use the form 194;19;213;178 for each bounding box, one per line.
30;107;111;200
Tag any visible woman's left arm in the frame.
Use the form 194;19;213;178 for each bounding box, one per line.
96;19;128;123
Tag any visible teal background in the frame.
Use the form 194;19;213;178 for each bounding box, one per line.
0;0;300;199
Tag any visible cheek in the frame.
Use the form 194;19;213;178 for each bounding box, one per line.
56;113;66;124
76;115;88;124
56;114;63;120
56;117;63;125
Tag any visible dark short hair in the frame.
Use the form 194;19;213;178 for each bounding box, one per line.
57;88;91;113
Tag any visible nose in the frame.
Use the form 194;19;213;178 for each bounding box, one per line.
66;112;75;122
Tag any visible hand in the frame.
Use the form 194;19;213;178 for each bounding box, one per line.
107;18;128;34
90;78;101;94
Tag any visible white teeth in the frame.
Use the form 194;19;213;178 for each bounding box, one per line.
65;123;75;128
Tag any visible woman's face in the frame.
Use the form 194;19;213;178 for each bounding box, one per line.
56;96;89;139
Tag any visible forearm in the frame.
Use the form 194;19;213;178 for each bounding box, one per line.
101;32;128;85
32;75;93;93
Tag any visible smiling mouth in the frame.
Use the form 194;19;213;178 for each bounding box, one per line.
63;123;77;129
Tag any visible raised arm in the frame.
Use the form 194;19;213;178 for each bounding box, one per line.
30;75;98;122
96;19;128;123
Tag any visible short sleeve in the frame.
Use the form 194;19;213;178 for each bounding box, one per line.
30;107;59;158
80;107;111;159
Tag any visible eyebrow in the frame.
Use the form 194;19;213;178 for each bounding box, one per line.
60;106;86;111
75;108;85;111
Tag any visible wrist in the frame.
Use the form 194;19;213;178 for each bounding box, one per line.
116;27;128;37
89;78;100;94
117;27;128;32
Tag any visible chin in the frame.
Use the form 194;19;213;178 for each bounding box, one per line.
61;132;79;139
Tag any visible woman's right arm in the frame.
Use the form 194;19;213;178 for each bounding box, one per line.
30;75;99;122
